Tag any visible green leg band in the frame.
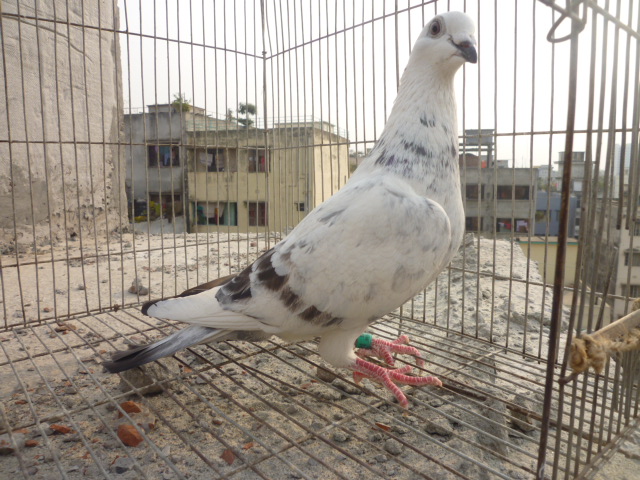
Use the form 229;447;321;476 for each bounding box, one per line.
355;333;373;349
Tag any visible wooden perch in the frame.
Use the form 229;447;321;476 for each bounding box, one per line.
569;308;640;375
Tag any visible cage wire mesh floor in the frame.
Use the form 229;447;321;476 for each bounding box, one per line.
2;0;640;479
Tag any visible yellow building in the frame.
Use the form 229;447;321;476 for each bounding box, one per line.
187;122;350;233
518;236;579;286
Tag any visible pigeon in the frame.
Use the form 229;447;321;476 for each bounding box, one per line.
104;11;477;408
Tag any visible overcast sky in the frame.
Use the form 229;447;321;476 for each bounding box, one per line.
119;0;638;169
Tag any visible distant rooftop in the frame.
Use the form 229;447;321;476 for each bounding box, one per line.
124;106;349;139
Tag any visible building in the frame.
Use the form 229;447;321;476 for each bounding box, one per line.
534;191;578;237
124;104;214;224
460;159;537;237
461;129;496;166
556;151;586;236
518;236;579;286
124;104;350;232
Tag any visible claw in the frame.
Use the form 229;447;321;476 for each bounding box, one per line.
352;358;441;408
352;334;441;408
355;335;425;367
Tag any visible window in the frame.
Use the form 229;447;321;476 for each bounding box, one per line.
465;216;482;231
248;202;268;226
621;284;640;298
624;251;640;266
197;148;238;172
496;218;513;232
295;202;306;212
496;218;529;233
148;145;179;167
632;222;640;236
247;149;269;172
514;185;530;200
535;210;547;222
196;202;238;226
496;185;530;200
497;185;512;199
465;184;484;200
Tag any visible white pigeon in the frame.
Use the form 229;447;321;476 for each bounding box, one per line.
104;11;477;408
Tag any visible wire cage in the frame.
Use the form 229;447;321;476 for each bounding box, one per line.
1;0;639;479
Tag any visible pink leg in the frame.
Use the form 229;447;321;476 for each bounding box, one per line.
352;357;442;408
356;335;425;367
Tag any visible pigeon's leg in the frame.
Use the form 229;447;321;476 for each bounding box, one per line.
351;358;442;408
352;334;441;408
355;334;425;367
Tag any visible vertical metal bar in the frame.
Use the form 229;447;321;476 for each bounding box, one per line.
536;7;582;479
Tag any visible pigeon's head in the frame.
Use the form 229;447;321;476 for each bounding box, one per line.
411;11;477;75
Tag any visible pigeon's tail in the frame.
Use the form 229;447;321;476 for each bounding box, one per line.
103;325;227;373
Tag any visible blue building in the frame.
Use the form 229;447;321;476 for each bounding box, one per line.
534;191;578;237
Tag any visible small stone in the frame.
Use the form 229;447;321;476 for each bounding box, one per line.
117;362;171;395
77;284;85;291
117;424;144;447
24;439;39;447
510;394;536;433
160;445;171;457
315;366;337;383
332;431;349;443
110;456;135;473
0;433;26;455
424;418;453;436
128;277;149;295
374;454;388;463
33;423;54;437
384;438;403;455
284;405;299;415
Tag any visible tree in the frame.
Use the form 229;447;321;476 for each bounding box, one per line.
237;102;257;127
171;93;191;112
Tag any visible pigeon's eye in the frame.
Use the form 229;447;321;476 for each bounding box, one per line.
429;20;443;37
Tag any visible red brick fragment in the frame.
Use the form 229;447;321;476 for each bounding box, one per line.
117;424;144;447
118;401;143;417
50;424;74;434
221;448;235;465
25;439;39;448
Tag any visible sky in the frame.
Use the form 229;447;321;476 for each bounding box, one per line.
118;0;639;170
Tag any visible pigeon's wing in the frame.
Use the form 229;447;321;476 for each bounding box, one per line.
216;172;454;335
141;274;236;315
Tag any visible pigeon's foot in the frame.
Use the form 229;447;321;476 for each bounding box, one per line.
352;358;442;408
355;334;425;367
352;335;441;408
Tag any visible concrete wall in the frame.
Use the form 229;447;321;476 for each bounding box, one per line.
311;129;350;206
614;227;640;319
124;112;186;203
0;0;126;251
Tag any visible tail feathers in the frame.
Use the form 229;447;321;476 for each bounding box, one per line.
103;325;227;373
141;275;236;316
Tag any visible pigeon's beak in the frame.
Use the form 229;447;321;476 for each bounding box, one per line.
454;40;477;64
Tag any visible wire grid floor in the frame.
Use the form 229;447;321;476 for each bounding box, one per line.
1;308;636;479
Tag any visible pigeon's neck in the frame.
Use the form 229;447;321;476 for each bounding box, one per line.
356;71;461;197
